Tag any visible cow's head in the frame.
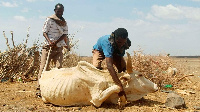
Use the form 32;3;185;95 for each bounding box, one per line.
119;53;158;104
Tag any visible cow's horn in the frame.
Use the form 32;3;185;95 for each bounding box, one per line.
126;52;133;73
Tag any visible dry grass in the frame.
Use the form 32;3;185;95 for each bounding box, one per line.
129;50;199;89
0;30;80;82
130;50;181;88
0;30;41;82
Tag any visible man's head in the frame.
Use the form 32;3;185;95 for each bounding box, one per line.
113;28;128;48
54;3;64;18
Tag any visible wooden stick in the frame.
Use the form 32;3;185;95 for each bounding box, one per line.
177;74;194;82
43;47;52;73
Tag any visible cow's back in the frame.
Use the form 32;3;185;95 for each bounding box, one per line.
39;67;92;106
39;60;158;107
39;61;113;106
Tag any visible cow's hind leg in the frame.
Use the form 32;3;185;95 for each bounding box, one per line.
90;85;120;107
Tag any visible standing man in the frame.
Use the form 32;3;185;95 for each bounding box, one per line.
36;3;69;97
92;28;131;98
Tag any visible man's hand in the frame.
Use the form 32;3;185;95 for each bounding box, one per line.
49;40;57;48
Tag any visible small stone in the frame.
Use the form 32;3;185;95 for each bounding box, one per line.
165;93;187;109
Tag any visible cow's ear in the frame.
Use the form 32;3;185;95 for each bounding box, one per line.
126;52;133;74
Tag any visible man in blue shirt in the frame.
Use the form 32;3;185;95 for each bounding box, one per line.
92;28;131;98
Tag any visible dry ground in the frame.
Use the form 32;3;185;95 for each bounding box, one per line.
0;58;200;112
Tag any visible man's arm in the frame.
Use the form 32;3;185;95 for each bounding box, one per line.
56;34;70;50
54;34;67;45
106;57;124;92
43;32;55;46
43;32;69;48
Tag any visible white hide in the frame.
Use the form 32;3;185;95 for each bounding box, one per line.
39;61;158;107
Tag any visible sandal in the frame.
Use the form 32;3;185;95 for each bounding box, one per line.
36;88;41;98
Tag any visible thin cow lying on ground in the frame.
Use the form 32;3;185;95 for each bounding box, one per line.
39;53;158;107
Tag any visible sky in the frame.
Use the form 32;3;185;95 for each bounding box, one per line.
0;0;200;56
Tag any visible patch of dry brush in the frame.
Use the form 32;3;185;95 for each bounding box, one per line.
130;50;186;88
0;30;41;82
0;29;80;82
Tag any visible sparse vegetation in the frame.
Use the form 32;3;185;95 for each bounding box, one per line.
0;29;80;82
1;30;41;82
130;49;180;88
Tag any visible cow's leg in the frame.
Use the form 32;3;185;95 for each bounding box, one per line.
90;84;120;107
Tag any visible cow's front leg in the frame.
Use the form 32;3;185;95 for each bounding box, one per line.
90;83;120;107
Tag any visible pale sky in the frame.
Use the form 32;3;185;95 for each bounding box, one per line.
0;0;200;56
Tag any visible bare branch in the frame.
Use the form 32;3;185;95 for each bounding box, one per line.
24;27;30;48
10;31;15;48
3;31;11;51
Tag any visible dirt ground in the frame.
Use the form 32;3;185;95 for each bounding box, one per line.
0;58;200;112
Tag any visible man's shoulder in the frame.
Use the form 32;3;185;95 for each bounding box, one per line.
99;35;110;41
100;35;110;38
45;17;54;22
98;35;109;43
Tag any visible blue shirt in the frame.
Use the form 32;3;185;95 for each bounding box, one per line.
93;35;125;57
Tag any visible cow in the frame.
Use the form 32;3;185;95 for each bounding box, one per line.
39;53;158;107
